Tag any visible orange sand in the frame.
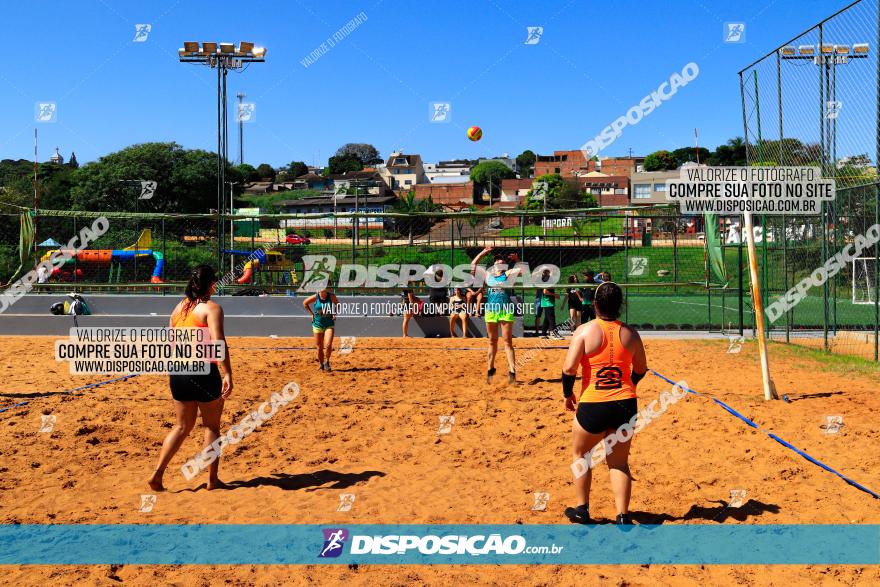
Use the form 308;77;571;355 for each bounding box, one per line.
0;336;878;585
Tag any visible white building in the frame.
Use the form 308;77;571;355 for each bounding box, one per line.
424;160;472;184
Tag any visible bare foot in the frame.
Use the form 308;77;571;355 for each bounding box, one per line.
147;472;165;492
206;478;228;490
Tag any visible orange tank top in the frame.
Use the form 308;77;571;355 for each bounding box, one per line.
579;319;636;403
171;300;208;328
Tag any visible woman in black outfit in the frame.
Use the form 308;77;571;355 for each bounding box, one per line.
567;274;583;329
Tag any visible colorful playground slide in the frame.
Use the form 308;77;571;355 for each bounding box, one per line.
227;249;269;284
41;229;164;283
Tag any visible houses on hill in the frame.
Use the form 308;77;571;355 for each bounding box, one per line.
242;147;692;212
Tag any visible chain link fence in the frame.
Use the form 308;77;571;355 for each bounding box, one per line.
0;206;753;331
739;0;880;360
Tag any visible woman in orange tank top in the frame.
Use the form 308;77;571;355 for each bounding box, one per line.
148;265;233;492
560;282;647;525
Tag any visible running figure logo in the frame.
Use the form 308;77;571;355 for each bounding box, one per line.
438;415;455;435
727;335;744;354
318;528;349;558
728;489;747;508
826;100;842;120
724;23;745;44
430;102;451;123
339;336;356;355
629;257;648;277
133;24;152;42
823;415;844;434
531;492;549;511
35;102;57;123
524;26;544;45
532;181;548;201
237;102;256;123
299;255;337;292
337;494;356;512
139;181;157;200
38;414;56;433
139;494;157;512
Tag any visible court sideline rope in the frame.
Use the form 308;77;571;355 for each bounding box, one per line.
0;374;140;415
651;369;880;500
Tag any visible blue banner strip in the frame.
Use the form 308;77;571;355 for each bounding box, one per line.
650;370;880;499
0;524;878;565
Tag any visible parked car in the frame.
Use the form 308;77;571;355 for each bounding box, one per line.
285;233;311;245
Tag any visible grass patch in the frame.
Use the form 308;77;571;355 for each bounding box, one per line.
768;340;880;378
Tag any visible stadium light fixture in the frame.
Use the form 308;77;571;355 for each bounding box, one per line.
820;44;835;54
798;45;815;56
835;45;850;54
781;46;796;56
219;42;235;54
252;46;266;58
238;41;254;55
853;43;869;55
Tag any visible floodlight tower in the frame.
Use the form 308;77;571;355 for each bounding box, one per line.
178;41;266;274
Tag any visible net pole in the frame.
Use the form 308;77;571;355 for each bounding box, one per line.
741;70;777;401
744;212;778;400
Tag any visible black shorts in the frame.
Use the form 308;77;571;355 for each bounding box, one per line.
582;305;595;320
569;298;582;311
576;398;638;434
169;363;222;403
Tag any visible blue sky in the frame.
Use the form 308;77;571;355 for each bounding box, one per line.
0;0;855;168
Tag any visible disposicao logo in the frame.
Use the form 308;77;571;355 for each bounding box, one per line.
318;528;349;558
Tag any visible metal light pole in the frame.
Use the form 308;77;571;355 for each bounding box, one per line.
237;92;246;164
178;41;266;275
228;181;239;252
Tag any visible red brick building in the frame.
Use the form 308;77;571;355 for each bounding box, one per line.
576;176;630;207
597;157;644;178
534;150;591;177
413;182;474;206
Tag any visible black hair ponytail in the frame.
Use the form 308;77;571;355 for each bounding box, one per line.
182;264;217;315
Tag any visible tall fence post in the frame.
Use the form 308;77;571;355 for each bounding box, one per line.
161;218;166;292
739;70;749;336
449;213;454;267
875;0;880;361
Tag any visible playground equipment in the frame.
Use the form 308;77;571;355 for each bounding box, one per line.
41;229;164;283
227;249;297;286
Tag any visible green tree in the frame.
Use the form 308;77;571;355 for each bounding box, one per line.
470;160;516;201
335;143;381;165
571;217;591;238
515;149;536;178
69;142;219;213
325;154;364;175
466;204;482;245
286;161;309;178
255;163;276;181
643;150;678;171
707;137;747;166
233;163;259;182
393;190;439;244
671;147;710;167
523;174;592;210
67;152;79;169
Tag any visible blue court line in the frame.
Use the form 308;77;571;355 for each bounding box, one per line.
0;374;139;415
651;369;880;500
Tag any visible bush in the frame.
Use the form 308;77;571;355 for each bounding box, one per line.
323;229;333;238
